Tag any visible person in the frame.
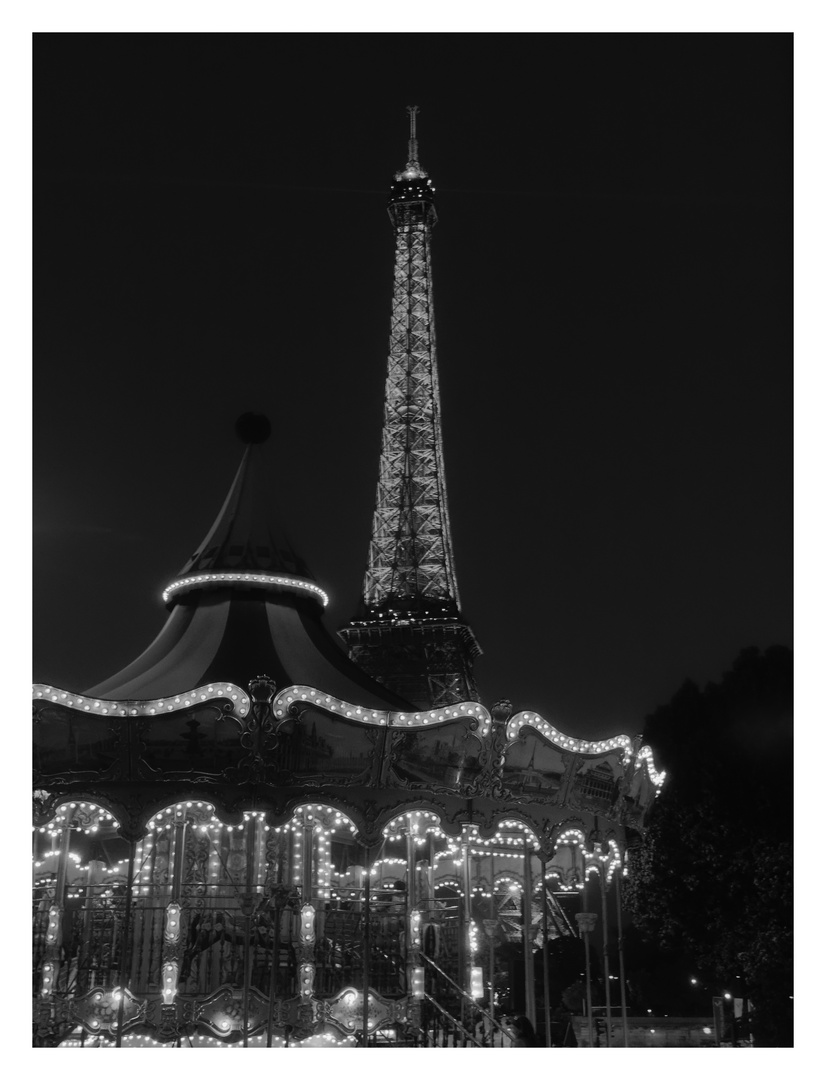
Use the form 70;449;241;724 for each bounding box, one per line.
508;1014;538;1047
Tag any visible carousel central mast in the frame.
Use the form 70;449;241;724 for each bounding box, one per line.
340;107;481;709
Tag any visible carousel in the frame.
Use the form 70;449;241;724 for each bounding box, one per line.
33;422;665;1048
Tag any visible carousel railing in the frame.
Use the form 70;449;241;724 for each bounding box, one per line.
33;882;427;1003
33;877;471;1036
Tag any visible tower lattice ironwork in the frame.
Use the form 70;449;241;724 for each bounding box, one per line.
340;107;481;709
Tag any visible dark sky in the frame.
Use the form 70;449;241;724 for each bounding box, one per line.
33;32;792;740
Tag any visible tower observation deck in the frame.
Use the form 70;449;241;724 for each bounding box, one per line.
340;108;481;709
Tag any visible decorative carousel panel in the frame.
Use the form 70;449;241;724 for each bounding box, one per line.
568;755;625;813
264;705;382;786
501;735;568;802
323;987;409;1036
189;985;276;1037
70;986;145;1036
33;702;121;781
386;719;484;793
135;705;246;778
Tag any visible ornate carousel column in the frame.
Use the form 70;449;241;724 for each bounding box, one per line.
37;808;73;1006
159;805;187;1031
522;837;536;1030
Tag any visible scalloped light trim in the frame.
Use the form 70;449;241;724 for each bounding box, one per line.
272;685;491;737
506;710;665;786
32;683;250;718
161;571;329;607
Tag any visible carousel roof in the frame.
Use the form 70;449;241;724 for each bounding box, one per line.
85;415;413;711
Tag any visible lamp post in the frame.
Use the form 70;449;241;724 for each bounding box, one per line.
575;912;598;1048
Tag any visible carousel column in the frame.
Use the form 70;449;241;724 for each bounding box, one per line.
114;839;137;1049
577;849;597;1049
293;810;317;1017
240;813;260;1049
158;806;187;1038
488;852;496;1035
406;825;425;1042
406;824;422;1003
598;862;613;1047
459;835;473;1031
37;810;73;1012
541;858;552;1047
575;911;597;1048
361;846;372;1046
614;852;629;1047
522;838;536;1030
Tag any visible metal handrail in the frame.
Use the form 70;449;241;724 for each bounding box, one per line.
420;953;512;1041
422;992;483;1047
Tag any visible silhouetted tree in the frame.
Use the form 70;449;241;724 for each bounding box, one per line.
625;647;792;1046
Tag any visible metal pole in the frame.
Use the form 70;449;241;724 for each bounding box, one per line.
266;899;280;1047
599;865;612;1047
115;840;136;1048
489;852;496;1043
583;930;594;1047
541;861;551;1047
614;858;629;1047
171;814;187;901
54;814;72;907
242;815;256;1049
578;874;595;1049
522;838;536;1030
460;839;472;1032
362;847;371;1046
406;826;417;912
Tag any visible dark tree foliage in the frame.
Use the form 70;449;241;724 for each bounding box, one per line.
625;646;792;1046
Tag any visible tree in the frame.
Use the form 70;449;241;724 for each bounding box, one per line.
625;646;792;1046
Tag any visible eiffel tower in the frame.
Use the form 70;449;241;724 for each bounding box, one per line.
340;108;481;709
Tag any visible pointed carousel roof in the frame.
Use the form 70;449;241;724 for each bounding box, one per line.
86;414;414;710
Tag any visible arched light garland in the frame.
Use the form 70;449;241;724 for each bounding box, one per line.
454;820;541;853
34;800;120;838
495;874;523;894
505;711;665;786
636;745;667;786
434;875;461;891
161;571;329;608
554;828;586;850
272;686;491;738
383;809;445;842
33;683;250;718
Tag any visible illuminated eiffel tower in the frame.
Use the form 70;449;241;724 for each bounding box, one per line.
340;107;481;709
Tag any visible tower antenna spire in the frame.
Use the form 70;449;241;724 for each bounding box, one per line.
407;104;420;166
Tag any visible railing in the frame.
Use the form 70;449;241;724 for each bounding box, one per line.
420;992;483;1047
419;953;513;1048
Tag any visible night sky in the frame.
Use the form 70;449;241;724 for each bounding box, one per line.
33;33;792;740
